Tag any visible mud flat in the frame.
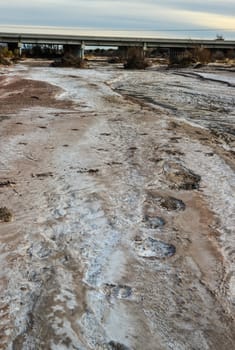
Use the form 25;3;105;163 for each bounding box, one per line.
0;61;234;349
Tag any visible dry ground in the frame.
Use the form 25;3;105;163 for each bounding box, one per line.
0;62;234;350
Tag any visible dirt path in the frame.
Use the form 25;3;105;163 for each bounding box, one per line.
0;62;234;349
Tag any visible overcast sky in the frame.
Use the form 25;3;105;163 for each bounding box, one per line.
0;0;235;38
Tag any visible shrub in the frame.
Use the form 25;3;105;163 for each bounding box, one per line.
124;47;150;69
192;47;211;63
0;207;13;222
169;50;193;67
51;54;87;68
169;47;212;67
213;50;225;61
0;47;20;65
108;57;123;64
227;50;235;59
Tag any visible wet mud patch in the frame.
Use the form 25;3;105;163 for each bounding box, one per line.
134;237;176;259
163;161;201;190
0;78;74;114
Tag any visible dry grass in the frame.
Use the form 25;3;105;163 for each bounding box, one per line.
0;207;13;222
192;47;211;63
0;47;19;65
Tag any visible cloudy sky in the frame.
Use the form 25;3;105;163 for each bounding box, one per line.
0;0;235;38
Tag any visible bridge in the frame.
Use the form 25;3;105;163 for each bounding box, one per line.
1;29;235;58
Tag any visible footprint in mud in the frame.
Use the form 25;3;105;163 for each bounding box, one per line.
77;168;99;174
98;341;131;350
101;284;132;300
31;172;54;179
0;180;16;188
163;161;201;190
143;215;165;229
205;152;214;157
100;133;111;136
160;196;185;211
134;237;176;259
163;149;185;156
170;136;181;143
146;191;186;211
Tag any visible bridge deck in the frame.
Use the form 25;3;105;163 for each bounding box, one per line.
0;31;235;49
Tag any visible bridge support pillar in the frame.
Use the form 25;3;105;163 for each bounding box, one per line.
18;42;23;56
63;42;85;59
118;46;128;59
142;42;148;57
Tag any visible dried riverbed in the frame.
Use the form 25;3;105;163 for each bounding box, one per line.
0;61;234;349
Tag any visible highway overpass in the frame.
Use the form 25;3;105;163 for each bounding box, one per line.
1;29;235;58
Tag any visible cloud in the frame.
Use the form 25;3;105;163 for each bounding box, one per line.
176;9;235;30
0;0;234;35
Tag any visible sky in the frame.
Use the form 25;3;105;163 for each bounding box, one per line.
0;0;235;39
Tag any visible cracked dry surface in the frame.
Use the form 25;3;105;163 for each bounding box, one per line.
0;61;234;349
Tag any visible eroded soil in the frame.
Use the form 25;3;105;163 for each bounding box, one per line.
0;61;234;350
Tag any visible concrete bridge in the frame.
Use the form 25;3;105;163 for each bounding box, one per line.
1;30;235;59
